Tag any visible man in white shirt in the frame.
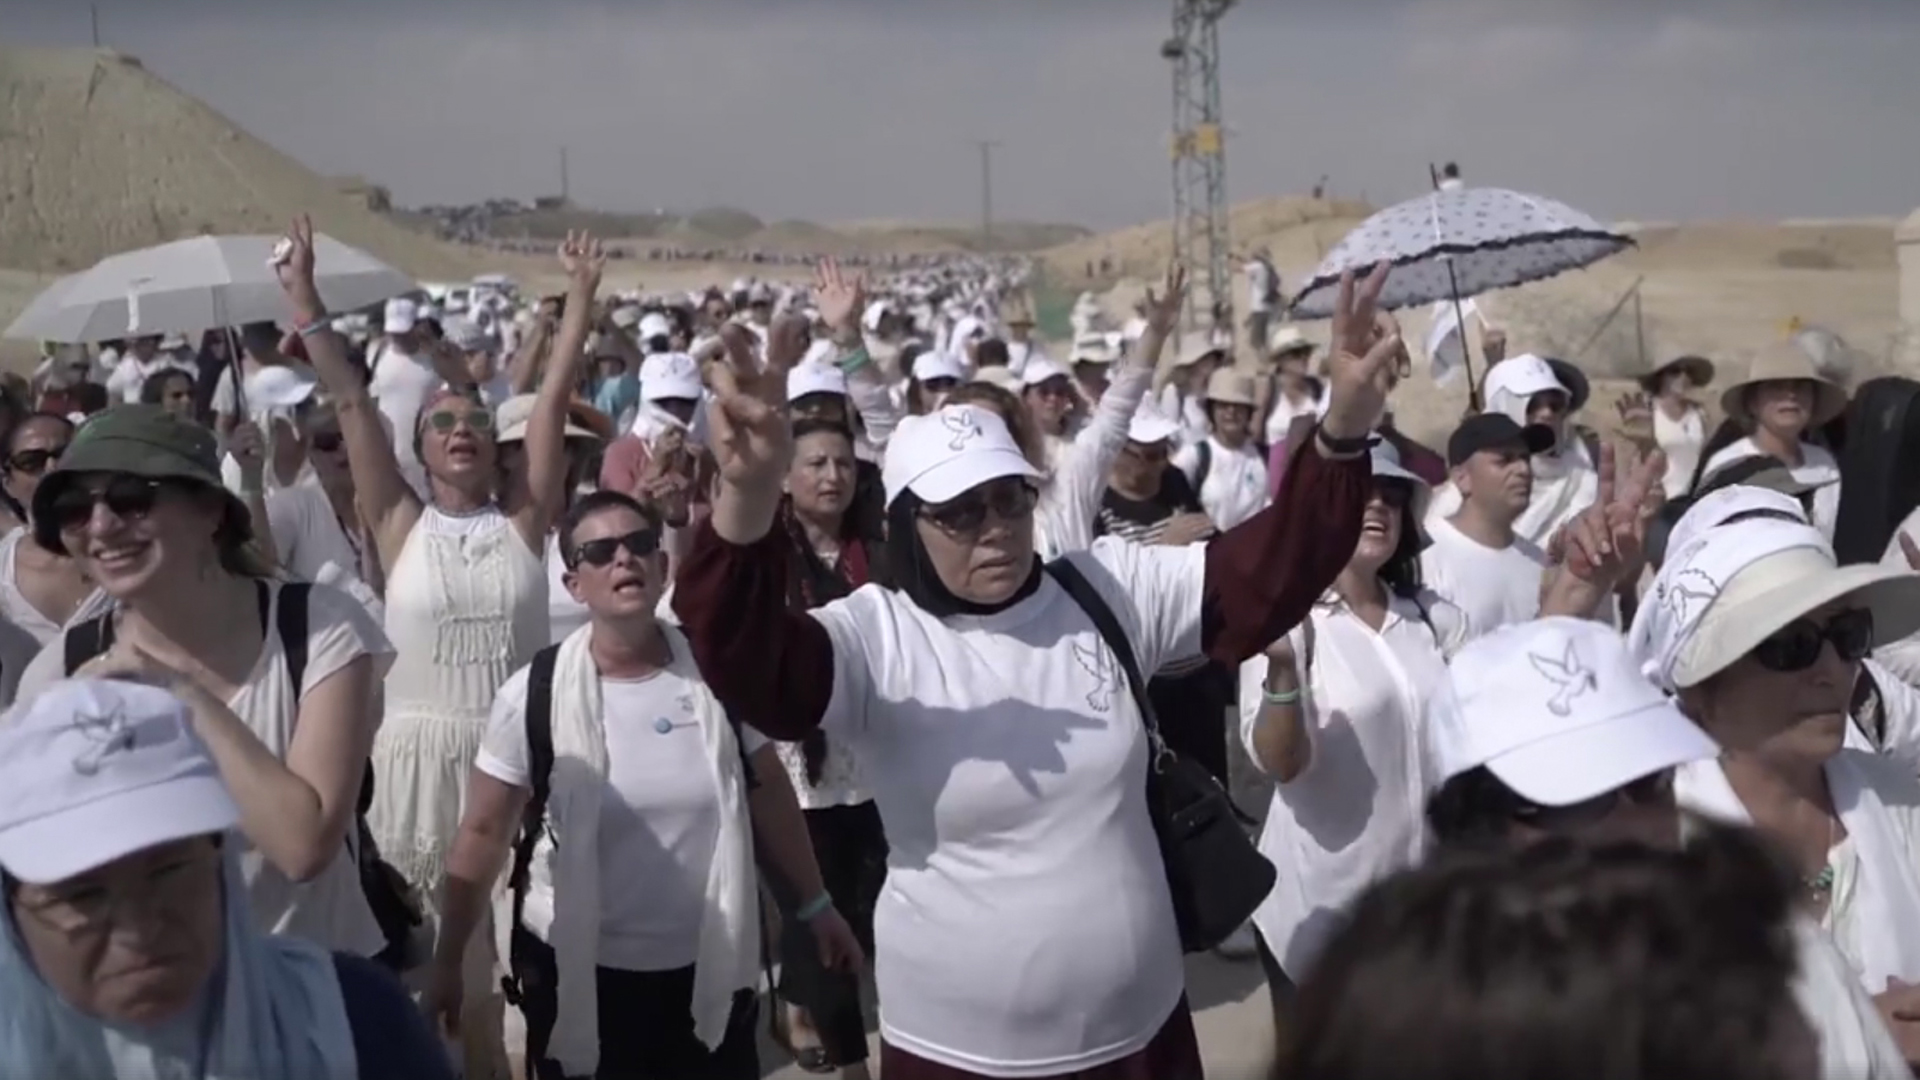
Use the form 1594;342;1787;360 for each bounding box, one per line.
1421;413;1555;640
103;335;188;404
366;298;446;499
1242;249;1280;359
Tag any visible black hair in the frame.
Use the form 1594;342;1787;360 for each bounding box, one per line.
1376;478;1426;601
789;417;856;448
6;411;74;454
556;490;661;570
1423;766;1532;850
1282;822;1807;1080
975;338;1010;368
138;368;196;406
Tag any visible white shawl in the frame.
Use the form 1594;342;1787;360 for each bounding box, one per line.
1677;752;1920;992
529;623;760;1075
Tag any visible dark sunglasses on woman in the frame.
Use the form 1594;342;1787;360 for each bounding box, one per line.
1752;608;1874;673
47;475;170;531
6;445;69;475
919;480;1039;537
1510;770;1674;833
570;528;661;569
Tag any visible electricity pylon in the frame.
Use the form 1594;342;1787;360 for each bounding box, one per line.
1164;0;1236;334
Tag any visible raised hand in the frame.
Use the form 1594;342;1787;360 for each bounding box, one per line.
276;215;324;320
762;314;812;402
813;258;866;338
1144;264;1189;340
1557;440;1667;587
1320;262;1399;442
559;230;608;294
708;391;792;493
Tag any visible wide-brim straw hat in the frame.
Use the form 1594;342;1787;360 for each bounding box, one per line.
1719;339;1849;428
1638;354;1716;394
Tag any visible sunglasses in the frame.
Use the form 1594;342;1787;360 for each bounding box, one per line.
7;445;68;475
425;409;494;434
1751;609;1874;674
308;430;344;453
1511;770;1674;832
1373;480;1412;510
919;480;1038;536
48;475;170;531
570;528;661;569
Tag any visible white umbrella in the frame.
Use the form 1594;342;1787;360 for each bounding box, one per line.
4;234;415;343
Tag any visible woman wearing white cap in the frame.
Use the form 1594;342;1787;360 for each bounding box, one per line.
672;267;1403;1079
0;678;455;1078
1258;327;1324;449
905;349;965;415
1635;515;1920;1049
1427;617;1914;1078
1696;338;1849;539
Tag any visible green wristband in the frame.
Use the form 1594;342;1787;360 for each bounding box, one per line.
836;345;872;375
1262;685;1302;706
796;892;835;922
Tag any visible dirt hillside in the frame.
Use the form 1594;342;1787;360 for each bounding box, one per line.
0;46;471;279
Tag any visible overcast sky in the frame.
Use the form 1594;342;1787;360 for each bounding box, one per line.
4;0;1916;228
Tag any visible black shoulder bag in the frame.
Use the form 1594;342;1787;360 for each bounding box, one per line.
1044;559;1276;953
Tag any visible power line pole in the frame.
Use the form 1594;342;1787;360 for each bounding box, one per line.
974;140;1001;249
558;146;570;203
1165;0;1237;334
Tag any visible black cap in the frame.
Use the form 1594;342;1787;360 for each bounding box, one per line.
1446;413;1556;467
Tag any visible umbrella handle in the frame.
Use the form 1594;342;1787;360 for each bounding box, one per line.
226;326;247;420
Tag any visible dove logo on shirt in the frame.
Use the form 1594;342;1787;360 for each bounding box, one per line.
1070;637;1121;713
1529;640;1599;718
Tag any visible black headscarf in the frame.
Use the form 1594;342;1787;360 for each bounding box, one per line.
883;491;1042;619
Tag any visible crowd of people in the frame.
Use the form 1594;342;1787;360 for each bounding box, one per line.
1;203;1920;1080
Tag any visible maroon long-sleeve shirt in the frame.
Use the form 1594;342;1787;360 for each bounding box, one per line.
673;440;1368;740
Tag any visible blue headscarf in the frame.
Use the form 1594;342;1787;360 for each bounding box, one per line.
0;839;358;1079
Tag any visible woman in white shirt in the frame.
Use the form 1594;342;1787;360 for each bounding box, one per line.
1636;515;1920;1064
0;413;108;644
1259;328;1324;449
1173;369;1270;532
672;264;1400;1079
1698;339;1849;537
15;405;394;959
1240;441;1461;1017
1640;354;1713;500
429;493;860;1080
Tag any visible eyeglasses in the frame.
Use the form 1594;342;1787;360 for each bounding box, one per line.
308;430;344;453
570;528;662;569
1752;609;1874;674
919;480;1039;536
6;445;68;475
425;409;494;434
47;475;169;531
1510;770;1674;832
12;846;216;937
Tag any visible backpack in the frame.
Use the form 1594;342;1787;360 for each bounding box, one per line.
63;582;425;971
1191;440;1213;496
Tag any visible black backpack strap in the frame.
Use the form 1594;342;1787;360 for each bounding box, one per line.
1044;559;1161;748
1192;440;1212;495
275;581;311;696
63;613;115;676
509;645;562;931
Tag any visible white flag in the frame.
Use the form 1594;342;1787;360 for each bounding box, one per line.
1425;297;1484;387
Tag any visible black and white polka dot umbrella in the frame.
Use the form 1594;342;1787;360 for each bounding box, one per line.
1288;187;1633;319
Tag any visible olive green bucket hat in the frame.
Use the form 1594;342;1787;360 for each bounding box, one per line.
32;405;251;554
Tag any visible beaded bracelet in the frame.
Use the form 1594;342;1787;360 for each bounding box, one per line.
796;892;835;922
836;345;873;375
1262;685;1302;706
294;316;333;338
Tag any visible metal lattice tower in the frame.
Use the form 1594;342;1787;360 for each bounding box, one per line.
1164;0;1235;334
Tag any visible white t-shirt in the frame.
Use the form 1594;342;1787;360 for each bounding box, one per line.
1263;383;1328;448
16;581;396;956
1173;436;1270;532
0;528;112;646
809;538;1200;1076
367;343;443;499
1240;589;1462;981
1702;437;1842;540
1418;516;1549;642
263;486;364;588
1244;260;1275;314
477;663;767;972
104;355;194;404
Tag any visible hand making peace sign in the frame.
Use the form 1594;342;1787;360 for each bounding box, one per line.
1319;261;1402;442
1555;440;1668;589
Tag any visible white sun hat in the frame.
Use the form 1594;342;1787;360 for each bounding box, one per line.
787;362;849;402
382;297;419;335
882;404;1041;508
1427;617;1720;807
1637;517;1920;691
638;352;703;403
0;679;240;885
1127;402;1183;445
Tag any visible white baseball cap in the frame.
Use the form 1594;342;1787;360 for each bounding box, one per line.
788;362;848;402
0;679;240;885
1427;617;1719;807
1020;356;1072;389
882;404;1041;508
638;352;703;403
1069;334;1119;366
383;297;419;335
1128;402;1184;445
912;350;966;384
244;364;318;411
443;315;499;355
638;312;674;341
